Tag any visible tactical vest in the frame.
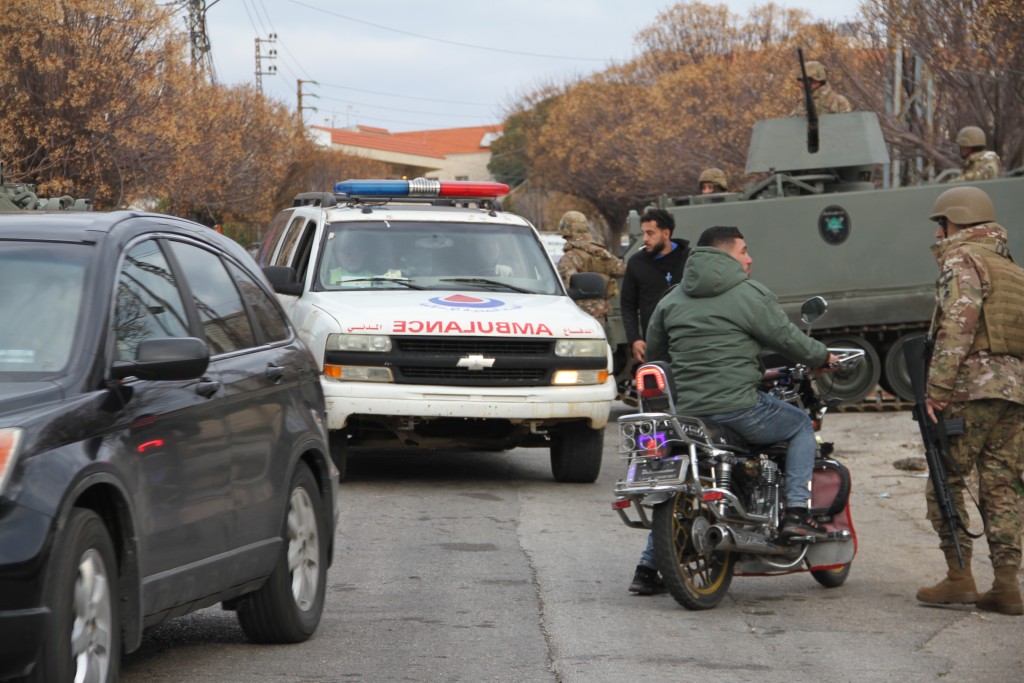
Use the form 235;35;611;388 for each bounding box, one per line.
963;239;1024;356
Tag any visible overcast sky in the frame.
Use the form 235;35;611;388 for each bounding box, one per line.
198;0;863;132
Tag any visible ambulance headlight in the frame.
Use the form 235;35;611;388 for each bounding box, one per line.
326;333;392;352
552;370;609;385
554;340;606;358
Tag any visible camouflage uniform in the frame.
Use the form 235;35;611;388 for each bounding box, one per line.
927;222;1024;570
789;85;852;117
957;150;1003;182
557;212;625;324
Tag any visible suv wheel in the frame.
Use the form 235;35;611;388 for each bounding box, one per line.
31;508;120;683
550;422;603;483
237;462;328;643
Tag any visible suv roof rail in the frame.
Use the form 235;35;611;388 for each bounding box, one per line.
292;192;338;208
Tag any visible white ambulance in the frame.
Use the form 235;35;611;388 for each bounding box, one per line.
257;179;614;482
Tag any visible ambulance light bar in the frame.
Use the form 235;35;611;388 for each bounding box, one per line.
334;178;510;200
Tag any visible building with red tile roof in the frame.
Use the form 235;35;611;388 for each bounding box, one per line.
309;124;502;181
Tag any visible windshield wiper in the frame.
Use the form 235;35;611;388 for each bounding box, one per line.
439;278;534;293
337;277;425;289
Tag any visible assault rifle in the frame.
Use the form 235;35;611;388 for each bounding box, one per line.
797;47;819;154
902;335;971;568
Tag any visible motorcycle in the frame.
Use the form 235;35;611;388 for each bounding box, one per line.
612;296;865;610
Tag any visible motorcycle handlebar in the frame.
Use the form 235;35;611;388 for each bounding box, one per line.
760;347;865;381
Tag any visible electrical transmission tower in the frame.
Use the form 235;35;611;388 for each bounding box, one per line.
182;0;217;82
255;34;278;93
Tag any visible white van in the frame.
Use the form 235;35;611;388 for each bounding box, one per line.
257;180;614;482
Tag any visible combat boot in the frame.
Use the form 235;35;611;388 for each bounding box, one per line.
916;548;978;605
976;566;1023;616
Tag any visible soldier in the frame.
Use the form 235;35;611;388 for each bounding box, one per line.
699;168;729;195
954;126;1003;182
917;186;1024;616
789;60;852;116
556;210;624;325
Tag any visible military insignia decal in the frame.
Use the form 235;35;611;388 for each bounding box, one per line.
818;205;852;245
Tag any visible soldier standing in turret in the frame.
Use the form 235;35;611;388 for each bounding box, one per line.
917;186;1024;616
698;168;729;194
556;210;625;326
789;60;852;116
954;126;1003;182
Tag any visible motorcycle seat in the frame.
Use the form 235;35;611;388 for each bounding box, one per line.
696;418;750;452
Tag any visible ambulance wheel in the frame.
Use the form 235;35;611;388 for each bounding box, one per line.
550;422;603;483
329;429;348;481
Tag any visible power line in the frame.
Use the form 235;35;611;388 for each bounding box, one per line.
287;0;609;62
317;82;492;107
316;94;495;119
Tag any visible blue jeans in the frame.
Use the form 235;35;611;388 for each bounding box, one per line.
639;532;656;570
710;391;816;509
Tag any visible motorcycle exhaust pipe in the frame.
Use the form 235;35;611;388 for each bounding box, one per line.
704;524;781;555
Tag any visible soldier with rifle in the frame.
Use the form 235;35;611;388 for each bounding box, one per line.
912;186;1024;616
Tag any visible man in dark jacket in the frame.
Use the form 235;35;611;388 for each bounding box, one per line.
623;209;692;595
621;208;691;364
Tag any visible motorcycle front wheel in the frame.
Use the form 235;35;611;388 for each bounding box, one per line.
652;492;734;610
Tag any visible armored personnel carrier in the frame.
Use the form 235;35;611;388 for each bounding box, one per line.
0;162;92;212
619;111;1022;403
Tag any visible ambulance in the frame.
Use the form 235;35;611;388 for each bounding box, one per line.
257;179;614;482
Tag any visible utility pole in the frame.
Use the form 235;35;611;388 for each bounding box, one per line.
885;40;935;188
297;79;319;129
183;0;218;82
255;34;277;94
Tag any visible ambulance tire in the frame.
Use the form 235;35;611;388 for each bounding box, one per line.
329;429;348;481
550;422;603;483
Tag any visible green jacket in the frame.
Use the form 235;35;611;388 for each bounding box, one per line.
645;247;829;416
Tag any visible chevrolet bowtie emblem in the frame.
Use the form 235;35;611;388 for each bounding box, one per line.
456;354;496;371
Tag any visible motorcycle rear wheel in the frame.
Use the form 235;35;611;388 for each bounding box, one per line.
811;562;852;588
652;492;734;610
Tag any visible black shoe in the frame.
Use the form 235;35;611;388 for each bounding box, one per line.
628;565;666;595
781;509;829;541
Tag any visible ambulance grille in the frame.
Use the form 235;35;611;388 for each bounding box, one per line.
396;338;551;355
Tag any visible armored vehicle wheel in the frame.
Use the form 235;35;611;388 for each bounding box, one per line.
819;336;880;403
811;562;851;588
880;333;917;402
653;492;734;610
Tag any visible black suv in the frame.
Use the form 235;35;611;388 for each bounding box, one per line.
0;211;337;681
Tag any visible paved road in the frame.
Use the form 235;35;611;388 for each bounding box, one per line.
122;405;1023;682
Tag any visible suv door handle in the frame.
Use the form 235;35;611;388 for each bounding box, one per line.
196;380;222;398
265;365;286;383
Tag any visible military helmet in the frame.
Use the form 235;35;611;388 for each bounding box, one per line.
955;125;986;148
796;60;828;82
558;210;590;239
929;186;996;226
698;168;728;192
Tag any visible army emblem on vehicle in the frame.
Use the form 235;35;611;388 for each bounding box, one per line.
818;205;851;245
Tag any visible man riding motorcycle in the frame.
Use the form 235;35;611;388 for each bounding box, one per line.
644;225;838;538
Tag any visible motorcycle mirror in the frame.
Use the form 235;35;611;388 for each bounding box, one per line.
800;296;828;325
